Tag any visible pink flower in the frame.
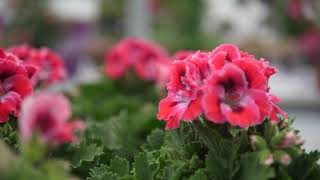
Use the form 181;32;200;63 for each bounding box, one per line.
8;45;66;86
0;49;35;123
203;44;283;127
104;38;169;85
20;93;85;144
172;50;196;61
104;40;133;79
157;44;287;129
157;52;211;129
202;63;271;127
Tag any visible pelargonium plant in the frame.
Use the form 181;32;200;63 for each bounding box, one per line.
0;42;319;180
8;44;66;86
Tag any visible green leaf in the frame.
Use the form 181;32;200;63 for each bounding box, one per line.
110;156;129;177
206;139;239;180
236;153;275;180
69;143;104;168
0;120;19;150
274;166;292;180
134;152;154;180
189;169;208;180
88;164;114;180
146;129;165;150
287;151;320;180
193;121;222;152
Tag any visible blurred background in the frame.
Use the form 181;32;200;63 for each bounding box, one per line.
0;0;319;150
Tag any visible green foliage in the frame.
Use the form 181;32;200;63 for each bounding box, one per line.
134;151;155;180
236;153;275;180
206;141;239;180
68;143;104;168
88;164;114;180
0;140;73;180
110;156;130;177
0;117;19;151
189;169;207;180
145;129;165;150
286;151;320;180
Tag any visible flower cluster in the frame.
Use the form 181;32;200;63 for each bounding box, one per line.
8;44;66;86
0;49;36;123
158;44;287;129
20;93;85;144
104;38;171;87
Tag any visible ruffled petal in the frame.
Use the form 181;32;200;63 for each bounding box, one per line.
209;51;227;70
221;96;260;128
248;89;272;122
0;92;21;122
212;44;241;61
202;87;225;123
234;58;267;90
3;74;33;97
182;94;202;121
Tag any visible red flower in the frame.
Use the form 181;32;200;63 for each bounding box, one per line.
104;38;169;85
20;93;85;144
157;44;287;129
172;50;196;61
133;41;167;81
9;45;66;86
203;44;282;127
157;52;211;129
0;49;35;123
104;40;134;79
202;63;271;127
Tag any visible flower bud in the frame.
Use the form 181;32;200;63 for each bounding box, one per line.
257;150;274;166
250;135;267;150
280;131;304;148
271;131;286;147
274;150;292;166
264;154;274;166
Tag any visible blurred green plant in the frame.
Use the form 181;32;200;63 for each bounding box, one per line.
3;0;60;47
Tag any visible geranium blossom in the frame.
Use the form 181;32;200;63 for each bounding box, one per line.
157;44;287;129
172;50;195;61
9;45;66;86
157;52;211;129
20;93;85;144
0;49;36;123
104;38;170;86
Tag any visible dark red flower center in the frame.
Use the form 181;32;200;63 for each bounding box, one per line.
219;78;243;105
36;112;59;134
231;105;243;113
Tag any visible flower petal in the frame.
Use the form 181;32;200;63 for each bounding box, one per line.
221;96;260;128
3;74;33;97
202;87;225;123
212;44;241;61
